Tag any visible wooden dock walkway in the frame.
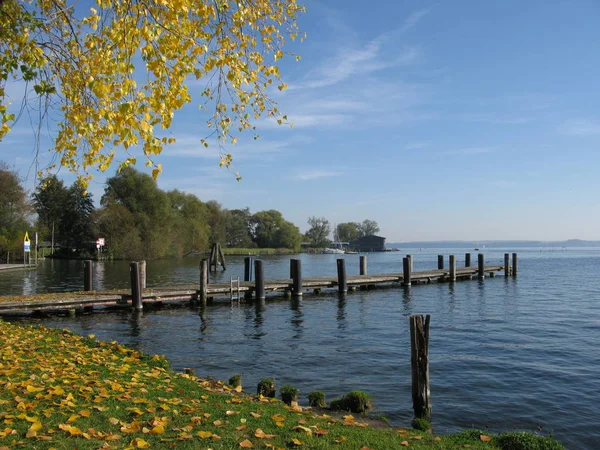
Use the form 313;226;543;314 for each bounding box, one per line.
0;260;508;315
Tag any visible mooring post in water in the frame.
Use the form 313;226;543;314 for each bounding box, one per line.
410;314;431;421
406;254;413;272
478;253;485;279
337;258;347;293
465;253;471;267
244;257;253;282
449;255;456;282
504;253;510;277
255;259;265;301
199;259;208;306
403;257;412;287
291;258;302;297
512;253;518;277
84;260;93;291
360;255;367;275
437;255;444;270
139;260;147;289
130;262;143;310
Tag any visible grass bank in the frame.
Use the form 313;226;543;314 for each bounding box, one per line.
0;320;562;449
220;248;299;255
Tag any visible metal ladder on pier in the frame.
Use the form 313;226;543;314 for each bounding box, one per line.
230;276;240;302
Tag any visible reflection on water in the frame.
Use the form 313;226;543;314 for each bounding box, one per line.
4;249;600;449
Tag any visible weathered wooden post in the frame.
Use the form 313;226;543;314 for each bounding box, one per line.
359;255;367;275
478;253;485;279
449;255;456;282
244;257;253;282
291;259;302;297
504;253;510;277
410;314;431;421
139;260;147;289
465;253;471;267
84;260;93;291
403;257;412;287
512;253;518;277
255;260;265;301
336;258;347;294
406;254;413;272
130;262;143;310
437;255;444;270
199;259;208;306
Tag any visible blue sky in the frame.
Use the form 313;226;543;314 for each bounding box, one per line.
3;0;600;241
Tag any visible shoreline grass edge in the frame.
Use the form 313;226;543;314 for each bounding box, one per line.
0;320;563;449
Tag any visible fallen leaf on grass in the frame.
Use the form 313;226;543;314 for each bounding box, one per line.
239;439;254;448
334;436;347;444
250;412;261;418
480;435;493;442
292;425;312;436
129;437;151;448
255;428;275;439
290;438;303;446
401;441;410;447
197;431;213;439
315;429;328;436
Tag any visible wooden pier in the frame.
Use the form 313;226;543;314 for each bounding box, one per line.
0;253;516;315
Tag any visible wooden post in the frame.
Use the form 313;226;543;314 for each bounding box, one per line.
130;262;143;310
83;260;93;291
139;260;147;289
336;258;347;294
449;255;456;282
406;254;413;272
254;259;265;301
465;253;471;267
209;243;217;271
291;258;302;297
359;255;367;275
437;255;443;270
403;257;411;286
504;253;510;277
478;253;485;279
218;244;227;270
244;257;253;282
410;314;431;421
199;259;208;306
512;253;518;277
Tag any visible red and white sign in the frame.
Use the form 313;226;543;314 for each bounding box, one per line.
96;238;105;246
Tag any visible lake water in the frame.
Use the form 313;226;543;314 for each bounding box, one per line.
1;248;598;449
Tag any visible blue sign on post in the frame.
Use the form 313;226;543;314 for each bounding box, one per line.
24;231;31;253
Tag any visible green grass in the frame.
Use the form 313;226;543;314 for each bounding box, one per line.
0;319;564;449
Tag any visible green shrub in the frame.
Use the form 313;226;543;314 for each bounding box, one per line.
257;378;276;398
228;374;242;389
330;390;372;414
307;390;326;408
496;432;564;450
412;417;431;432
280;385;300;406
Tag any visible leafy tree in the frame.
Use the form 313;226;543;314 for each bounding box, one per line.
305;216;331;247
92;204;142;259
61;181;95;250
101;167;174;258
32;175;69;244
336;222;360;242
204;200;228;246
226;208;254;248
0;162;32;260
1;0;304;185
251;209;301;249
167;189;210;255
357;219;380;237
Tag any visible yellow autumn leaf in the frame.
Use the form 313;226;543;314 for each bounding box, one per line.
290;438;303;446
29;421;43;432
130;437;151;448
150;425;165;434
335;436;347;444
197;431;213;439
239;439;254;448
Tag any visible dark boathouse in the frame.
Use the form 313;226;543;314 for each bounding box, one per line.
350;235;386;252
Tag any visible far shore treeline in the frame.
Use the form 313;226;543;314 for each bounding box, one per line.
0;163;380;261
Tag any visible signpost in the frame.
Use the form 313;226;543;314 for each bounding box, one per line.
96;238;105;258
23;232;31;266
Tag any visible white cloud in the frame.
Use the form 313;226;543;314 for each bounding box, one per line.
400;8;433;33
294;170;342;181
559;119;600;136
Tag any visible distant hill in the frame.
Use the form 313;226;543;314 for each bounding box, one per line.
386;239;600;249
